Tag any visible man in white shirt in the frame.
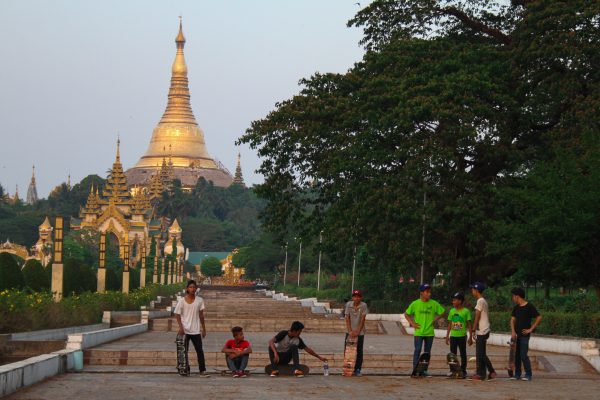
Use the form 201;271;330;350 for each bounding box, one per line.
174;280;209;377
470;282;497;381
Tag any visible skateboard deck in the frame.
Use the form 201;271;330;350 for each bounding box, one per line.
216;368;254;376
264;364;310;376
175;334;189;376
411;352;430;377
507;339;516;377
343;337;358;377
447;352;463;378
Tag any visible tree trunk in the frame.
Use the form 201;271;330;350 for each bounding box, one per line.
595;286;600;307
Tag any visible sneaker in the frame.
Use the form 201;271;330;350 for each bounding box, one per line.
240;371;248;378
469;374;484;381
353;369;362;377
421;371;432;378
488;372;497;380
521;376;531;381
233;371;241;378
294;369;305;378
510;376;519;380
198;372;210;378
270;370;279;377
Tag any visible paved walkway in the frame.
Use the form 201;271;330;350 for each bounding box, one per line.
7;373;600;400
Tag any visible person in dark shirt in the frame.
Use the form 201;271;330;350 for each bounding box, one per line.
510;287;543;381
267;321;328;378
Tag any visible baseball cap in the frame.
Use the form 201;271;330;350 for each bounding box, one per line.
419;283;431;292
452;292;465;301
470;282;486;292
351;290;362;297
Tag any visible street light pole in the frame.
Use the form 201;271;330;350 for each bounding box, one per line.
317;231;323;291
297;240;302;287
420;190;427;285
283;243;288;285
351;246;357;293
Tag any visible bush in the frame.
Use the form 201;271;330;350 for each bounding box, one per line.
0;283;183;333
22;259;49;291
489;312;600;338
0;252;25;290
201;257;223;277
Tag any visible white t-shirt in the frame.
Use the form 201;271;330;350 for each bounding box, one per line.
475;297;490;335
174;296;205;335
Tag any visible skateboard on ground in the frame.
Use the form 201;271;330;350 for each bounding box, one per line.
507;338;516;378
175;333;189;376
447;352;463;379
264;364;310;376
343;336;358;377
411;352;430;378
216;368;254;376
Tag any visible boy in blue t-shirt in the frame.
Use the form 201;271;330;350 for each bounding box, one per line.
445;292;473;377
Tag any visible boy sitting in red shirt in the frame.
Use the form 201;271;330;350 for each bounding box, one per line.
222;326;253;377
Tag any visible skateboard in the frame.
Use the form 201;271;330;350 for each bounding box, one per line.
216;368;254;376
447;352;463;379
343;336;358;377
507;338;516;378
411;352;430;377
175;333;190;376
264;364;310;376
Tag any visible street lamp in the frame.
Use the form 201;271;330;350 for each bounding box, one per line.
317;231;323;291
295;237;302;287
283;242;288;285
351;246;357;293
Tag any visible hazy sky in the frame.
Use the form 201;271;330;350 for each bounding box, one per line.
0;0;371;197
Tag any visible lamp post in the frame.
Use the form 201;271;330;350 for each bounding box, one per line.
351;246;357;293
317;231;323;291
283;242;288;285
420;191;426;285
296;238;302;287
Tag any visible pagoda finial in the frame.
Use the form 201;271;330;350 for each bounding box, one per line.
232;152;246;187
176;16;185;45
116;136;121;162
26;165;39;205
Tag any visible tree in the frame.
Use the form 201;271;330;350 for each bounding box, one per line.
239;0;600;291
201;257;223;277
0;253;25;290
22;259;49;291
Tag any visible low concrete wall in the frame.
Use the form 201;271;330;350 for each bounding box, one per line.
66;323;148;351
8;324;107;342
0;349;79;397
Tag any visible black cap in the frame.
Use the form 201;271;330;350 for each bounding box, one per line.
470;282;486;292
452;292;465;302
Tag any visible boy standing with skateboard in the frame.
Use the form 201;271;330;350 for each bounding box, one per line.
174;280;209;377
344;289;368;377
268;321;328;377
405;283;446;377
445;292;473;378
470;282;496;381
510;287;542;381
222;326;253;377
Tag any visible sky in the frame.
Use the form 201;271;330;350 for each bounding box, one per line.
0;0;371;198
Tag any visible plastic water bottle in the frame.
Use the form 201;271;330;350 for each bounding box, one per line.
323;361;329;376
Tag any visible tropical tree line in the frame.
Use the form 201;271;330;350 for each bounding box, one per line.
238;0;600;301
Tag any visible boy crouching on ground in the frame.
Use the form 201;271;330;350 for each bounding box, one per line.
222;326;253;377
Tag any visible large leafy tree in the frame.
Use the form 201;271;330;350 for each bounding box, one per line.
239;0;600;291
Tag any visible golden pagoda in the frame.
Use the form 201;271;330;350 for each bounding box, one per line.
125;19;233;189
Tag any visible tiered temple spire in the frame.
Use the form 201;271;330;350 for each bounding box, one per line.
102;139;131;204
232;153;245;187
26;165;39;205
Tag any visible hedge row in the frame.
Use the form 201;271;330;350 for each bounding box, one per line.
0;283;183;333
490;312;600;339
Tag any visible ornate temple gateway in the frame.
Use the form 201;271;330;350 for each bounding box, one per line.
125;20;234;189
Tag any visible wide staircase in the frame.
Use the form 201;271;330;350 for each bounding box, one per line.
84;288;542;375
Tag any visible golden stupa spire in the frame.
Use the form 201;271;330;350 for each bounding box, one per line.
103;138;130;203
232;152;245;187
131;18;216;171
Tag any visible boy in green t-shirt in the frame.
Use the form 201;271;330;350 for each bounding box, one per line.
445;292;473;377
405;283;446;377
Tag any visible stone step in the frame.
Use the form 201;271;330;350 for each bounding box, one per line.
84;350;539;370
149;318;383;334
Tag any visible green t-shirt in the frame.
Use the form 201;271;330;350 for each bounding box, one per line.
447;307;472;337
405;299;445;336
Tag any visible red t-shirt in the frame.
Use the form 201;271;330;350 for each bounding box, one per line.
224;339;251;352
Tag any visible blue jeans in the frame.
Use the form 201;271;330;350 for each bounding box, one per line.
413;336;434;370
515;335;532;378
225;354;249;372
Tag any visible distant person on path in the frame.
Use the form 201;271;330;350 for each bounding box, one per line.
445;292;473;378
510;287;542;381
174;280;209;377
345;289;368;377
469;282;496;381
268;321;328;378
222;326;253;378
405;283;446;377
